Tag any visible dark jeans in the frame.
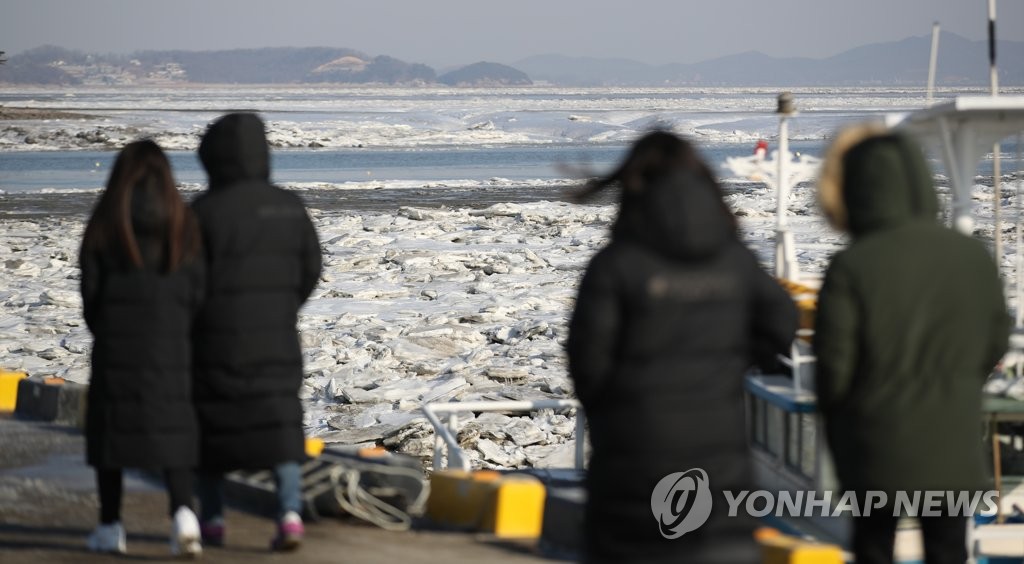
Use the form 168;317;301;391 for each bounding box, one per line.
95;467;193;524
196;461;302;522
853;509;968;564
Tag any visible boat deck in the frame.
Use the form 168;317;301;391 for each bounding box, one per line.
746;374;1024;562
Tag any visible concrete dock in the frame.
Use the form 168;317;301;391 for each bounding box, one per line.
0;415;556;563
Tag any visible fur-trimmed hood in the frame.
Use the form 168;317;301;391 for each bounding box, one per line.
818;123;938;237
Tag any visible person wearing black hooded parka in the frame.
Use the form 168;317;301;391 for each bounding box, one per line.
190;112;322;551
567;131;798;563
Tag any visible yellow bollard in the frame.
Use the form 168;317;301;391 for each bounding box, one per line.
305;437;325;458
759;531;845;564
426;470;546;538
0;371;28;412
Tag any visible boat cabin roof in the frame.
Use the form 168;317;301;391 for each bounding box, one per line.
890;95;1024;142
886;95;1024;235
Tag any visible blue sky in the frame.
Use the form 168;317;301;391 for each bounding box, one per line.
3;0;1022;68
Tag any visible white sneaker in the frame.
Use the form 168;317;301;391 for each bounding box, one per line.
170;506;202;558
86;522;126;554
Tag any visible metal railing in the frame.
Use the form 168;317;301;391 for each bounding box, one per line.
421;399;585;472
777;329;817;394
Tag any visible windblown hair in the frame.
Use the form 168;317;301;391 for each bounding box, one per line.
572;130;736;227
82;139;199;272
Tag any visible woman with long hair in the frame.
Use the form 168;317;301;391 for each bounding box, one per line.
567;131;797;562
80;139;205;556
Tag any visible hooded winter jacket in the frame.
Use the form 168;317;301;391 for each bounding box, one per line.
567;170;798;562
191;113;322;470
814;127;1009;494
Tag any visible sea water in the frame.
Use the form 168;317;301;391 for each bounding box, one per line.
0;85;1013;205
0;85;958;189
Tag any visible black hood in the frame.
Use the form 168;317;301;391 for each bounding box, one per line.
612;170;735;260
198;113;270;189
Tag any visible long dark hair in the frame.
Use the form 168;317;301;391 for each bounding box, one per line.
572;130;736;228
82;140;199;272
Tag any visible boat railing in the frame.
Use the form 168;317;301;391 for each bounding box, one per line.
745;369;834;480
778;329;817;394
745;359;849;543
421;399;585;472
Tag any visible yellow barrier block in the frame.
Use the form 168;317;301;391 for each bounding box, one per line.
759;533;844;564
305;437;325;458
0;371;28;412
426;470;546;538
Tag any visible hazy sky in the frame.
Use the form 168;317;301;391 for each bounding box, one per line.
3;0;1022;68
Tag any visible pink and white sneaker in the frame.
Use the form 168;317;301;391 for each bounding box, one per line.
270;511;304;551
200;517;225;547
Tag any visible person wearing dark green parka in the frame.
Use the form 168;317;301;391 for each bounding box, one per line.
814;124;1009;564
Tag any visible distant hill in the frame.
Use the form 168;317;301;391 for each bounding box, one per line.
510;54;655;85
515;32;1024;86
0;45;89;84
0;45;436;85
437;62;531;86
2;32;1022;86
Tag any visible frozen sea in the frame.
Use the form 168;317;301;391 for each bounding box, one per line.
1;85;1022;469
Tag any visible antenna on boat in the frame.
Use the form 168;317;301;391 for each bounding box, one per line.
990;0;1004;264
989;0;999;95
926;22;940;106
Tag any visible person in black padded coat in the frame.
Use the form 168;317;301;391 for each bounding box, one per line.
80;139;205;557
190;113;322;551
567;131;798;563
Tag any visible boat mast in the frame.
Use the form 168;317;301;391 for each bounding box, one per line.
989;0;999;94
991;0;1003;261
722;93;821;283
775;93;797;281
926;22;940;107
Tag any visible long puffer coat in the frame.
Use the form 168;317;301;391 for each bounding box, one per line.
81;196;205;469
567;170;798;563
814;127;1009;494
191;113;322;470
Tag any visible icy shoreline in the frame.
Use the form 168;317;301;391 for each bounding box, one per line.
4;84;1022;471
1;85;964;153
0;190;817;470
3;178;1021;470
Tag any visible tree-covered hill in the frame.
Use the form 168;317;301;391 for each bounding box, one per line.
0;46;437;85
438;62;532;86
